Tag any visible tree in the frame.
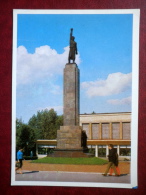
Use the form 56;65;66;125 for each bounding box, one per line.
27;114;41;140
16;118;23;148
28;109;63;140
16;120;36;155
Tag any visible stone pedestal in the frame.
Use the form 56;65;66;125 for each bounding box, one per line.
51;63;88;157
63;63;80;126
57;126;82;149
50;149;89;158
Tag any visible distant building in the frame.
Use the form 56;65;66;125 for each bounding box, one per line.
36;112;131;159
80;112;131;159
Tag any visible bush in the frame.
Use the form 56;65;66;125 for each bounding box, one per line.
23;156;38;160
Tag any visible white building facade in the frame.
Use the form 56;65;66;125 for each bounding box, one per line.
80;112;131;159
36;112;131;159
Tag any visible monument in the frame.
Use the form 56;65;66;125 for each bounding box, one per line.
52;29;88;157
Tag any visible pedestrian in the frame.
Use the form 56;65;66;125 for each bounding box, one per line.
102;144;119;176
15;148;24;174
109;153;120;176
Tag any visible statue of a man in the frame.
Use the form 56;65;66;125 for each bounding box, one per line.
68;28;78;63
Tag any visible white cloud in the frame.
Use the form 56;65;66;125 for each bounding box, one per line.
107;96;131;105
81;72;132;97
17;45;81;85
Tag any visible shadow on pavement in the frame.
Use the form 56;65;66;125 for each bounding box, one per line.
119;174;128;176
22;171;39;174
107;174;128;177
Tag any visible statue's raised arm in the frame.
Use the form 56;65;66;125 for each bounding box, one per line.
70;28;73;42
68;28;78;64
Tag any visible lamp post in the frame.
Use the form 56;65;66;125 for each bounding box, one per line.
26;142;28;156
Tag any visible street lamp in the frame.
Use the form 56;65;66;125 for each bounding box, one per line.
26;142;28;156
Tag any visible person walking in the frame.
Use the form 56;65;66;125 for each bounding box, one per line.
15;148;24;174
109;153;120;176
102;144;119;176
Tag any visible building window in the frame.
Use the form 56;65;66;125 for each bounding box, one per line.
98;146;106;157
123;122;131;139
92;123;99;139
112;123;120;139
102;123;109;139
120;146;131;156
38;146;55;155
82;123;89;139
38;147;47;155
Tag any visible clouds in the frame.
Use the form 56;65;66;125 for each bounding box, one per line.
107;96;131;105
17;45;81;85
16;46;132;121
81;72;132;106
81;72;132;97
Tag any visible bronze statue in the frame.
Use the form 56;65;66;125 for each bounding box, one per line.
81;130;87;149
68;28;78;63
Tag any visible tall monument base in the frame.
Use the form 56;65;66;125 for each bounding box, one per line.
49;63;89;157
48;126;89;158
57;126;82;149
49;149;89;158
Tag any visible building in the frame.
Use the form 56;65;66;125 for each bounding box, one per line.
36;112;131;159
80;112;131;159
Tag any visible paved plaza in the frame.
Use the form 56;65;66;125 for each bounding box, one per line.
15;170;130;184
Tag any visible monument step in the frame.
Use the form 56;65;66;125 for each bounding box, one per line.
48;149;91;158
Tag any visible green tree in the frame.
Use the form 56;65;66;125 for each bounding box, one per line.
16;122;36;155
16;118;23;148
27;114;41;140
28;109;63;140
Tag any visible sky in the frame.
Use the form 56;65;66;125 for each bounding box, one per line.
15;12;133;123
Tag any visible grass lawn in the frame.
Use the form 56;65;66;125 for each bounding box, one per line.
31;157;108;165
